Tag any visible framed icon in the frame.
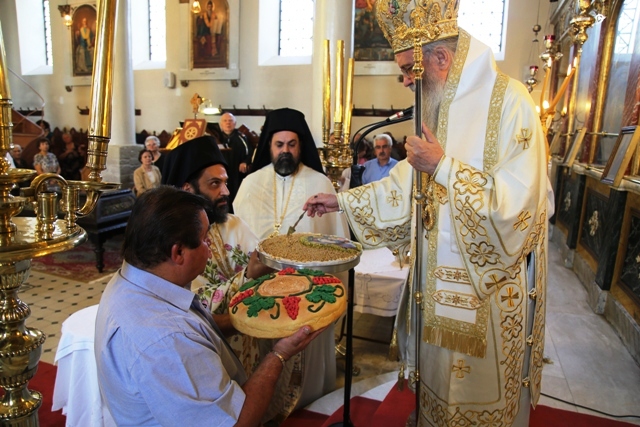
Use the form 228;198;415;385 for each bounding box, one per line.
563;127;588;168
71;5;97;77
179;0;239;81
353;1;396;75
601;126;640;186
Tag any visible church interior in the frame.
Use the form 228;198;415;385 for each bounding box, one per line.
1;0;640;425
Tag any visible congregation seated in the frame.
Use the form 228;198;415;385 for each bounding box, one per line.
144;135;165;172
361;134;398;185
10;144;30;170
133;149;161;196
33;137;60;176
58;132;84;181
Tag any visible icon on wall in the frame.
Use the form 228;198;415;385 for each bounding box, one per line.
191;0;229;69
71;4;97;77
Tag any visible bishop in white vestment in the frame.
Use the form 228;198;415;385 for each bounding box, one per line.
304;1;553;425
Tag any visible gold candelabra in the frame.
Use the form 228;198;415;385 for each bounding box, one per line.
319;39;355;190
566;0;608;137
0;0;119;424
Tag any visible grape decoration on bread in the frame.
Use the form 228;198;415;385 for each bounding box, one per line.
229;267;347;339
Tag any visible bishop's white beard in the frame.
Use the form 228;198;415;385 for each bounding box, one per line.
418;71;446;134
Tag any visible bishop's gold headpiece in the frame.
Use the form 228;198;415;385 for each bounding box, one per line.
375;0;460;54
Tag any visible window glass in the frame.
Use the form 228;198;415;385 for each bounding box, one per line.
597;0;640;165
43;0;53;67
458;0;508;59
279;0;314;57
149;0;166;62
14;0;52;75
131;0;166;69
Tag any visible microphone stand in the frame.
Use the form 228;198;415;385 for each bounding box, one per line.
330;113;413;427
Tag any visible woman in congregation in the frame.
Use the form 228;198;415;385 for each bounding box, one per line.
33;138;61;176
133;149;161;196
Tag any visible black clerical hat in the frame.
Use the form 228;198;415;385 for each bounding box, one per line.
251;108;325;175
161;136;228;187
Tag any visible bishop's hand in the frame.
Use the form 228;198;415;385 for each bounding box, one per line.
405;122;444;176
303;193;339;218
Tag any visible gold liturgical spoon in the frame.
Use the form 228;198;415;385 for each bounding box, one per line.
287;211;306;235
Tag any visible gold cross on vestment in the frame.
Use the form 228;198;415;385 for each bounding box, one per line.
485;273;507;291
452;359;471;378
500;286;520;308
365;230;381;243
514;211;532;231
387;190;403;207
516;128;532;149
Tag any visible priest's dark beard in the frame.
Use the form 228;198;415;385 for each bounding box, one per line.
419;70;446;133
195;189;229;224
273;152;300;176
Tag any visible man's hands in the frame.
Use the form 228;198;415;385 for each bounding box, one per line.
405;122;444;176
272;325;327;361
245;251;274;280
303;193;339;217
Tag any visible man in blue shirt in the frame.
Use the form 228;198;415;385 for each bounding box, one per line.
361;133;399;185
95;186;322;426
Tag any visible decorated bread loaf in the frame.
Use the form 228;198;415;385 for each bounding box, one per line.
229;267;346;338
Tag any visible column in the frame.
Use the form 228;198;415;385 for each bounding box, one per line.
310;0;354;147
102;0;138;188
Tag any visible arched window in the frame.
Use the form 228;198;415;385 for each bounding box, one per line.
131;0;166;69
597;0;640;164
279;0;314;57
14;0;53;75
458;0;509;60
259;0;314;65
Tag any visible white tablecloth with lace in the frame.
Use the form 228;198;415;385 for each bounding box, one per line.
353;248;409;317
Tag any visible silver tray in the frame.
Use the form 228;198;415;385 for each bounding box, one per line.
258;250;360;273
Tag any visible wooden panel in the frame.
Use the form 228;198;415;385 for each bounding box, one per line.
612;193;640;324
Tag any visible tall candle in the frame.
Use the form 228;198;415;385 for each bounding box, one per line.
538;66;548;112
323;40;331;139
549;63;575;112
343;58;354;146
334;40;344;124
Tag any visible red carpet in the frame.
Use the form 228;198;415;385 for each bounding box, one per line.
0;362;65;427
30;237;123;282
283;382;639;427
530;404;638;427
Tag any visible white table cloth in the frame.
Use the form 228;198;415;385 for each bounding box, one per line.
353;248;409;317
52;304;115;427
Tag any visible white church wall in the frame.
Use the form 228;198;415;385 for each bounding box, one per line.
0;0;549;137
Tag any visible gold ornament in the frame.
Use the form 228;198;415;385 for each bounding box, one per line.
375;0;460;54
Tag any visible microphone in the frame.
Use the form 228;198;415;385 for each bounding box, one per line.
386;106;414;122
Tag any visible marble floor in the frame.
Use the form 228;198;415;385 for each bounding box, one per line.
331;232;640;424
15;229;640;425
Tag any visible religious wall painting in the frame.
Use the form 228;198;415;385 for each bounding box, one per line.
191;0;229;69
353;1;397;75
71;5;97;77
601;126;640;186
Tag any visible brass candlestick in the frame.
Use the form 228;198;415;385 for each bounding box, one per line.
319;40;354;191
0;0;119;424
